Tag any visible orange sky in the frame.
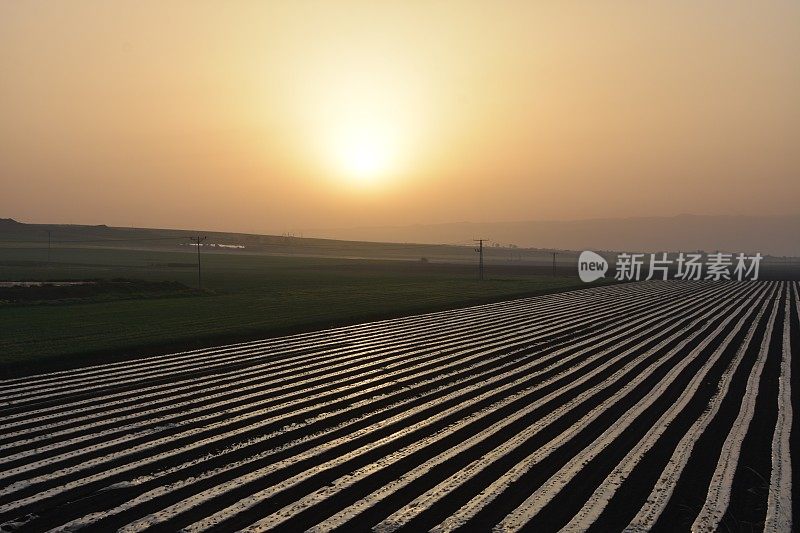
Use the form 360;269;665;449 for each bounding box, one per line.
1;1;798;234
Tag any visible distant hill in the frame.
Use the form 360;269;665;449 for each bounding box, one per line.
3;215;799;258
0;219;519;265
0;218;23;228
308;214;800;257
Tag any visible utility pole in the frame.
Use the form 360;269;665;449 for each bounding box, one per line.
552;252;557;277
47;230;51;265
474;239;485;281
190;235;207;290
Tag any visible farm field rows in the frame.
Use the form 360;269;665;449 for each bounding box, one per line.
0;280;796;532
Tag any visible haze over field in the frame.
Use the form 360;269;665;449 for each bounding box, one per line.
1;1;799;246
309;214;800;256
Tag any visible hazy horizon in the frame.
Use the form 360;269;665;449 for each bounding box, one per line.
5;213;800;257
2;1;799;236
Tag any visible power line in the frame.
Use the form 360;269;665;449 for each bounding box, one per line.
189;235;208;290
474;239;486;281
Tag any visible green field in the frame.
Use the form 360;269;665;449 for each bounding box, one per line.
0;242;594;377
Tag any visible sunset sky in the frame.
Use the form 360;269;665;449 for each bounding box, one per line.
1;1;798;235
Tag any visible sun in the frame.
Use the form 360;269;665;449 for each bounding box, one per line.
335;130;394;186
341;137;391;185
308;72;414;189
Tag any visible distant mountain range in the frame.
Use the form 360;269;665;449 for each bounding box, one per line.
308;214;800;256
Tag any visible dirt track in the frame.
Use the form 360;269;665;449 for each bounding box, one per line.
0;281;796;532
